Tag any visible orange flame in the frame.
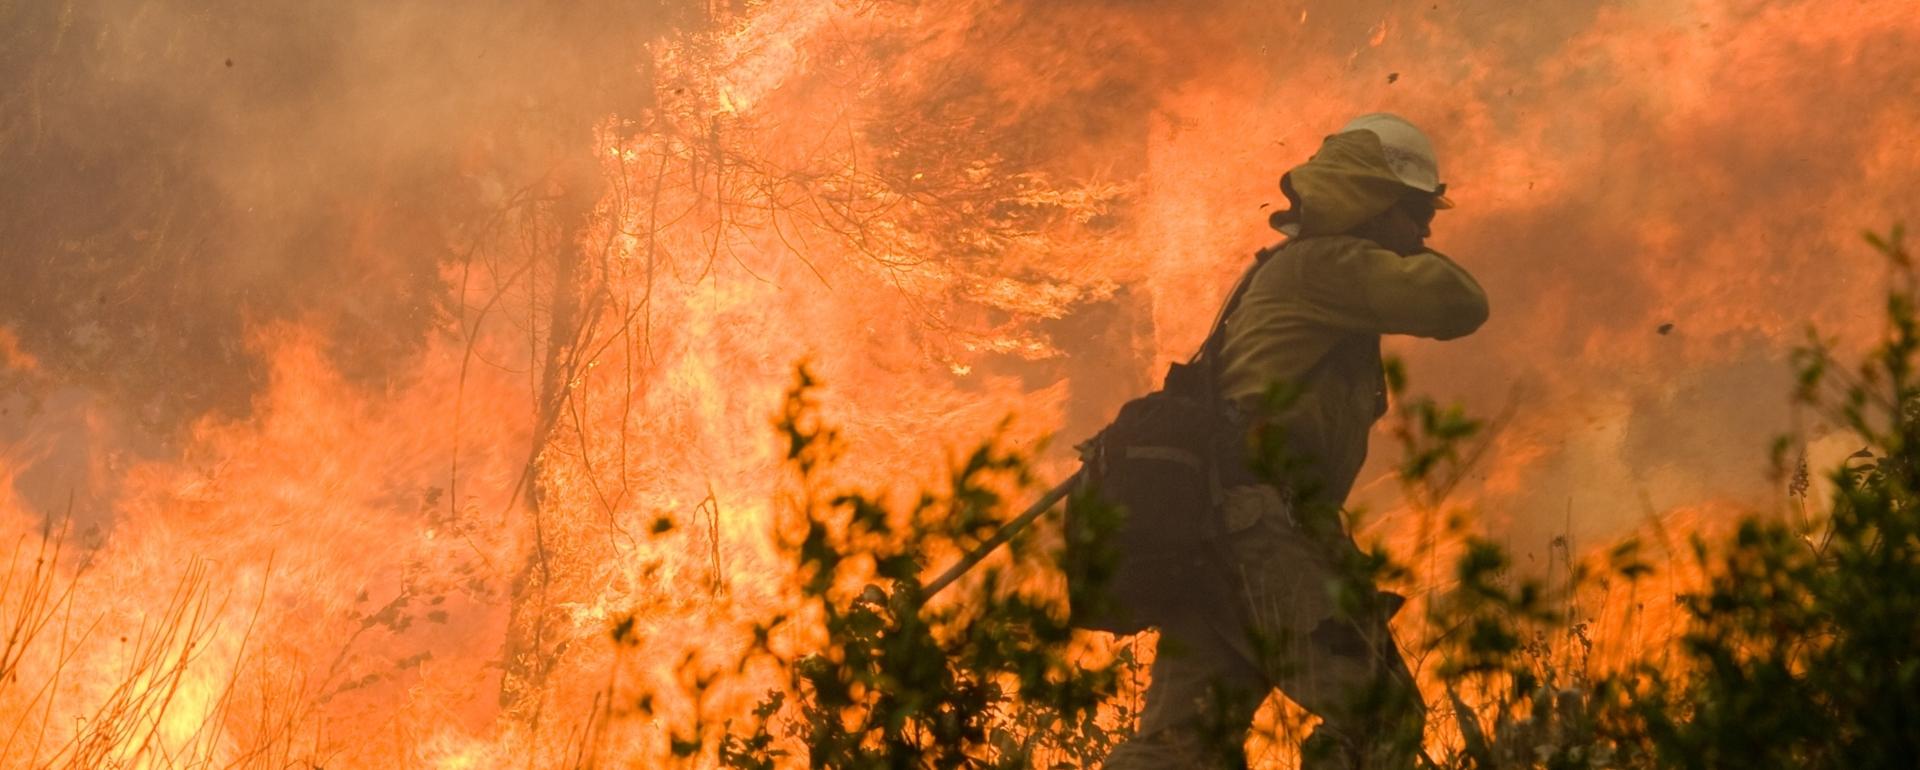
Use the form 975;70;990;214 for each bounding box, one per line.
3;0;1917;767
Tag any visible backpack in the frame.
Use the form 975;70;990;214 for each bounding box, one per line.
1065;248;1278;635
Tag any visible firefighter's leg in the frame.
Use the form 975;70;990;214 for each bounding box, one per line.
1273;611;1424;770
1100;609;1269;770
1223;487;1425;770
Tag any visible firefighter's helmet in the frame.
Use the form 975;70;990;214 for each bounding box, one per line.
1340;112;1454;208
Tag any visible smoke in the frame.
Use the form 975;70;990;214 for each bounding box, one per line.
0;0;670;425
726;0;1920;548
1343;0;1920;545
1;0;1917;764
0;0;684;537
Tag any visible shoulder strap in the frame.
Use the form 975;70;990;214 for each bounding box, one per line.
1192;242;1286;370
1192;243;1286;533
1158;242;1287;399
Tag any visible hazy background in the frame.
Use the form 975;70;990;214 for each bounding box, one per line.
1;0;1916;762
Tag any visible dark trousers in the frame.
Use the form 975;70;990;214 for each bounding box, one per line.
1101;485;1425;770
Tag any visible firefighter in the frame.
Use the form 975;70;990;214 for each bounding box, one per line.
1102;114;1489;770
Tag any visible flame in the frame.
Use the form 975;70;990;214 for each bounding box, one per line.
3;0;1918;767
0;329;37;376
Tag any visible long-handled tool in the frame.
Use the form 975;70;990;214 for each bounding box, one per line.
917;472;1080;599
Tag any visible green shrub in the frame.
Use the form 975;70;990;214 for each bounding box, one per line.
617;226;1920;770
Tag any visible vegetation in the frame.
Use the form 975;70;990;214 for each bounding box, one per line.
600;225;1920;768
1406;226;1920;770
3;210;1912;767
691;367;1128;769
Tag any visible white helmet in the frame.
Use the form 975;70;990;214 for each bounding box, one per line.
1339;113;1454;208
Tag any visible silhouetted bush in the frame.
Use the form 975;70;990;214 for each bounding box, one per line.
614;226;1919;769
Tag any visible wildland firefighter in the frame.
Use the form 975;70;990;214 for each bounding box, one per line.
1083;114;1489;769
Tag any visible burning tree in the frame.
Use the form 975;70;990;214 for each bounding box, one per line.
2;0;1918;767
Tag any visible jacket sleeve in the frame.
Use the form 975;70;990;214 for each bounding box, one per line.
1304;245;1490;339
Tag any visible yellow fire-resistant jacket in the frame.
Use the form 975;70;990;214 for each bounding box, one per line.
1218;130;1489;511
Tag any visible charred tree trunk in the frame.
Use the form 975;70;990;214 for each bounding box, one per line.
498;158;598;719
484;1;698;722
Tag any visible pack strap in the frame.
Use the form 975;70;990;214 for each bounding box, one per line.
919;244;1287;601
1121;445;1206;471
1189;242;1286;372
1191;243;1287;535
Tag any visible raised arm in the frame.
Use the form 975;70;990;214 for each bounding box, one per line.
1305;243;1490;339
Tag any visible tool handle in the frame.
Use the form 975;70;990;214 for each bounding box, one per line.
918;472;1080;599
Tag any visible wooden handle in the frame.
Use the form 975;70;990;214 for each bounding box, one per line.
918;473;1080;600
